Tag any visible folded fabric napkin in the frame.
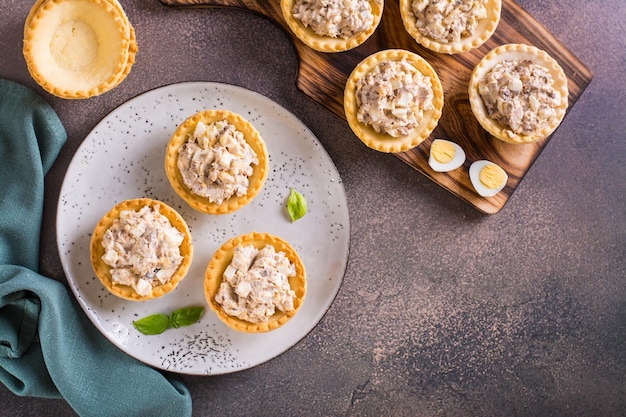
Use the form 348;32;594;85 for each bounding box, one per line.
0;78;193;417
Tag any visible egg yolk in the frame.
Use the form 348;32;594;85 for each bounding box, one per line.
431;140;456;164
479;164;507;189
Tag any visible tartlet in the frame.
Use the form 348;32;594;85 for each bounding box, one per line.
468;43;569;144
204;232;307;333
399;0;502;54
281;0;383;52
23;0;137;99
344;49;444;153
165;109;269;215
90;198;193;301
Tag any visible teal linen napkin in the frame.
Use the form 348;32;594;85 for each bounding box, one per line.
0;78;193;417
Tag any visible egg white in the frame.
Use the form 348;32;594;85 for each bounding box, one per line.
469;160;508;197
428;139;466;172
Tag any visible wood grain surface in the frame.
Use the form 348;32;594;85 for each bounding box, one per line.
159;0;592;214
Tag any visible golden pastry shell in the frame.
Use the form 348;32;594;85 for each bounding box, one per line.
280;0;383;52
89;198;194;302
23;0;136;99
165;109;269;215
399;0;502;54
468;43;569;144
344;49;444;153
204;232;307;333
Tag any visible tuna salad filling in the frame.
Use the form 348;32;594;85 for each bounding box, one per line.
478;59;562;137
292;0;375;39
215;244;297;323
101;205;185;297
411;0;488;43
356;58;435;137
177;119;258;204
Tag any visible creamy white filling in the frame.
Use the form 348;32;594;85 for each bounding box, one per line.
292;0;375;38
214;244;296;323
177;120;258;204
101;205;184;297
478;59;561;137
412;0;488;43
356;59;434;137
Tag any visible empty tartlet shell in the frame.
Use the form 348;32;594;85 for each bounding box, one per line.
344;49;444;153
204;232;307;333
399;0;502;54
468;43;569;144
280;0;383;52
165;109;269;215
23;0;136;99
89;198;194;302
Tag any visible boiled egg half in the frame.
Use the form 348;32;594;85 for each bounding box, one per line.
428;139;466;172
469;160;508;197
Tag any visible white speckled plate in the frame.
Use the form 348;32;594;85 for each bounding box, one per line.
57;82;350;375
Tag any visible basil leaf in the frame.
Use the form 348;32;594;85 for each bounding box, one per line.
287;188;307;222
169;306;204;329
132;313;170;335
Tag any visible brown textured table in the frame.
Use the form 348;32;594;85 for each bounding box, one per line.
1;0;625;416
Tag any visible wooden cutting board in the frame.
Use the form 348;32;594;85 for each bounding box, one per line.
159;0;592;214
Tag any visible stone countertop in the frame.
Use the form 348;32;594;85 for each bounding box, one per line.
1;0;625;416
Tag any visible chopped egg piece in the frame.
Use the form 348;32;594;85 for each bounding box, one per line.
469;160;508;197
428;139;466;172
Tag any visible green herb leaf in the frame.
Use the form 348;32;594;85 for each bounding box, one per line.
169;306;204;329
132;313;170;335
133;306;204;335
287;188;307;222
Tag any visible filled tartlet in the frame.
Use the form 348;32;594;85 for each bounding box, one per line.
469;43;569;144
399;0;501;54
204;232;307;333
90;198;193;301
23;0;137;99
281;0;383;52
344;49;444;153
165;109;269;215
